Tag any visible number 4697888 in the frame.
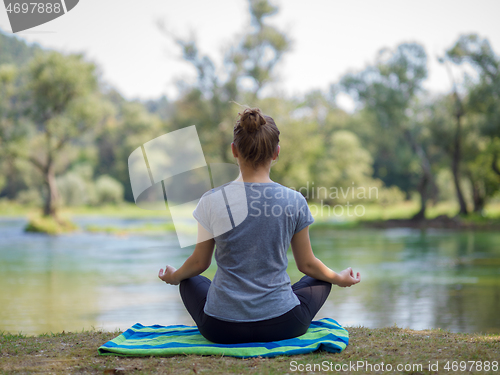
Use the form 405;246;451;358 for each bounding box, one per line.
444;361;498;372
5;2;62;14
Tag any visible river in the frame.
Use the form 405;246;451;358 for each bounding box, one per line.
0;217;499;335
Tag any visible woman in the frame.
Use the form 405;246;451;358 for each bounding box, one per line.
158;107;360;344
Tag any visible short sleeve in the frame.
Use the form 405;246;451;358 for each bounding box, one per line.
192;192;213;234
294;194;315;234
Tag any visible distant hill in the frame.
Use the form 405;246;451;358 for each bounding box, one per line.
0;27;46;66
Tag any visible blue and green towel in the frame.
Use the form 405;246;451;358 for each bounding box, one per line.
98;318;348;358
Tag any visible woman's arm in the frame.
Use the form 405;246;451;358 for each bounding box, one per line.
290;226;360;287
158;222;215;285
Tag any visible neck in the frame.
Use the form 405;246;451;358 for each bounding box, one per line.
235;162;273;183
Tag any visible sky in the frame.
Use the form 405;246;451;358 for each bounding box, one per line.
1;0;499;111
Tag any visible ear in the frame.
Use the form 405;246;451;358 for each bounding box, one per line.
273;145;280;160
231;142;238;158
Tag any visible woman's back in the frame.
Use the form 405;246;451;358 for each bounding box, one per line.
193;181;314;322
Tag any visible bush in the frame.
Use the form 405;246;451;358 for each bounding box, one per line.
56;164;99;206
57;172;94;206
25;214;77;234
56;165;124;207
94;175;124;205
16;188;43;206
377;185;406;207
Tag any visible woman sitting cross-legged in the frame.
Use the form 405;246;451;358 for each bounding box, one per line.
158;107;361;344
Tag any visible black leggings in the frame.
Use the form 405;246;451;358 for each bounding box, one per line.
179;275;332;344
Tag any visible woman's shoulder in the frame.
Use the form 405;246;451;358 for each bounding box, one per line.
273;182;305;198
200;180;236;197
198;181;247;205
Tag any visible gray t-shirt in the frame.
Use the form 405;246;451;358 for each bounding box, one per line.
192;181;314;322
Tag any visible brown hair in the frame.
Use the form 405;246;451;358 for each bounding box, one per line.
233;107;280;169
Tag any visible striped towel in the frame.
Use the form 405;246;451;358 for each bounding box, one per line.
98;318;348;358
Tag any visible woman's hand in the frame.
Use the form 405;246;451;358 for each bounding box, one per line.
158;265;179;285
334;267;361;287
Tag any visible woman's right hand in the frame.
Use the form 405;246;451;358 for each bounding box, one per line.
334;267;361;287
158;265;179;285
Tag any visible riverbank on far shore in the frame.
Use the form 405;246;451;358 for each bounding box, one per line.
1;199;500;234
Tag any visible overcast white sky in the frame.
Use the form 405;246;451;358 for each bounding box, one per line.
1;0;499;110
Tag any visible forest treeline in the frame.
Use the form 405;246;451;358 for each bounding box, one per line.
0;0;499;221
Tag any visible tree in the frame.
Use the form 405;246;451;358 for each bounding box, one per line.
340;43;436;220
446;34;500;167
157;0;291;163
230;0;291;98
0;29;43;66
12;51;113;218
0;63;23;197
445;34;500;211
95;96;164;202
270;89;384;204
438;56;469;215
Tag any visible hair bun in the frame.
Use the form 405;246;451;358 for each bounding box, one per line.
238;108;266;133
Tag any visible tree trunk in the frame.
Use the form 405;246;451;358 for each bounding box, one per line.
403;129;434;221
43;163;59;218
451;111;468;215
469;177;485;214
412;173;429;221
492;151;500;177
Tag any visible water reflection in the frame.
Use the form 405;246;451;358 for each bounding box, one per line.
308;228;500;334
0;219;499;335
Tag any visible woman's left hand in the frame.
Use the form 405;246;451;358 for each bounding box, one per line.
158;265;179;285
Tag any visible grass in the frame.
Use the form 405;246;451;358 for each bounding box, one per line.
4;199;500;221
0;327;498;374
0;200;169;218
309;200;500;230
2;199;500;235
85;222;177;235
24;213;78;235
309;200;500;222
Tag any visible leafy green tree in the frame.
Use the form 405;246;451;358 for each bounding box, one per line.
315;130;380;204
446;34;500;168
0;63;38;201
230;0;290;98
438;56;469;214
272;89;383;203
7;51;113;218
0;29;43;66
351;107;419;199
463;130;499;213
95;97;164;202
262;97;324;190
340;43;436;219
445;34;500;211
0;63;19;195
158;0;290;163
94;174;124;205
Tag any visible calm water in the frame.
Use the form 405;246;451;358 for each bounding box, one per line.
0;217;499;336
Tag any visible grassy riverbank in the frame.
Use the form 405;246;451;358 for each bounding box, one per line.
0;200;168;218
1;326;498;374
2;199;500;219
2;199;500;234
